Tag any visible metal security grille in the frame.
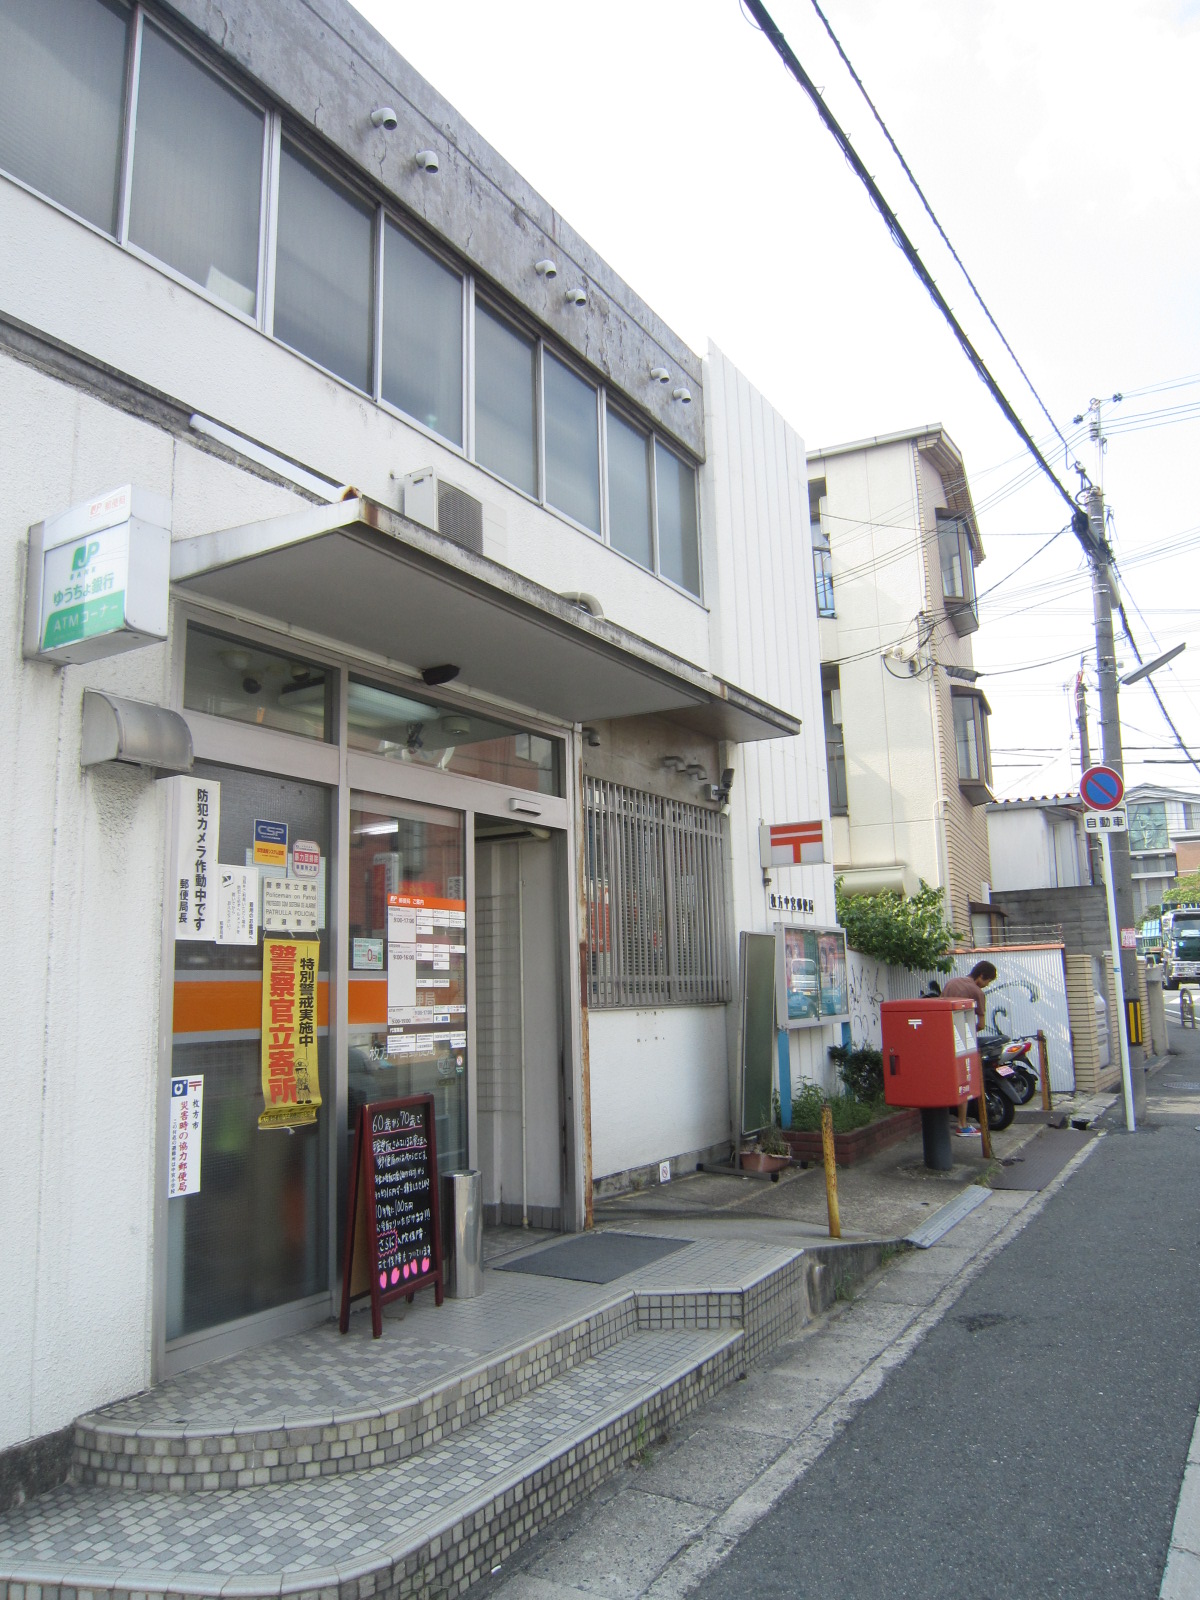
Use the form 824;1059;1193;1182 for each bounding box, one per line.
584;777;730;1007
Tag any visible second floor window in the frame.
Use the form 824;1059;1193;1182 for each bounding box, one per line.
938;513;979;635
822;667;847;814
952;690;992;803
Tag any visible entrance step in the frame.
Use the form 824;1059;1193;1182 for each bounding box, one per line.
72;1298;640;1493
71;1237;818;1495
0;1326;742;1600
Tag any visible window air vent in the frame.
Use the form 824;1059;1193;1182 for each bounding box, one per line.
401;470;484;557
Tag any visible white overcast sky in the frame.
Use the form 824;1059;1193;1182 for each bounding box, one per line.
358;0;1200;799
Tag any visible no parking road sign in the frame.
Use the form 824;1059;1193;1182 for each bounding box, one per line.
1080;764;1124;811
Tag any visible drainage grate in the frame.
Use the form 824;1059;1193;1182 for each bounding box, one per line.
905;1184;991;1249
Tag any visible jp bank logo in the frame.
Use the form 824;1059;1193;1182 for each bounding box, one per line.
71;539;100;572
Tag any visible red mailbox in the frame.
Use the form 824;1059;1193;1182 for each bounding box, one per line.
881;998;981;1108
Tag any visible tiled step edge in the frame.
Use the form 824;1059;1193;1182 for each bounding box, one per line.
72;1296;640;1493
3;1329;745;1600
71;1243;858;1497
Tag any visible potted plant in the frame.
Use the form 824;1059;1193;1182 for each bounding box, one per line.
740;1097;792;1173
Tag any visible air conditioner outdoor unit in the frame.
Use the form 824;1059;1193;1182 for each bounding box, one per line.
401;470;484;557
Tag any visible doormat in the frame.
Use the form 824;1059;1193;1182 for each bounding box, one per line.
989;1127;1095;1191
495;1231;689;1283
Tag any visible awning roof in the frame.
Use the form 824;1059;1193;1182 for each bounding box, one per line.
170;498;798;743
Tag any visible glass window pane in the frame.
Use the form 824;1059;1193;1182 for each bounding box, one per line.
0;0;127;233
274;143;373;391
939;518;965;598
382;222;462;444
347;678;562;796
183;625;332;741
168;763;331;1340
954;697;980;781
346;804;467;1180
655;441;700;597
544;353;600;532
606;408;652;569
475;305;536;495
129;24;263;316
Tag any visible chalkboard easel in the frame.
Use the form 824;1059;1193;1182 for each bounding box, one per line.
339;1094;444;1337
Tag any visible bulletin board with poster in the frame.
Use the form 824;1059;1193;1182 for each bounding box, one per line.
775;924;850;1030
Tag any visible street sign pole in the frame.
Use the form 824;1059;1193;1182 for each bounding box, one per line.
1098;828;1136;1132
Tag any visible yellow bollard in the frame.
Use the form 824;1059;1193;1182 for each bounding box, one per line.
821;1104;842;1239
1037;1030;1052;1112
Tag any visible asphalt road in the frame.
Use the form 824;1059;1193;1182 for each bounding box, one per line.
693;1033;1200;1600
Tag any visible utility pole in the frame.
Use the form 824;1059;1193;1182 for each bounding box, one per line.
1078;392;1145;1123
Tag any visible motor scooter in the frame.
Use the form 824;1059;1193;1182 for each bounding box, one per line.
994;1032;1038;1104
970;1029;1024;1131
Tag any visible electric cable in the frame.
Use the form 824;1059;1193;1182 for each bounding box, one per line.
741;0;1097;556
805;0;1071;460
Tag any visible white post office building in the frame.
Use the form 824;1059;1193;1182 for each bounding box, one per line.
0;0;835;1465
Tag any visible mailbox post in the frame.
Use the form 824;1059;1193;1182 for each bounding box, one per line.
881;998;982;1171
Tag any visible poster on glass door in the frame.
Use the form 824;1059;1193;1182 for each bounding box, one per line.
171;776;221;942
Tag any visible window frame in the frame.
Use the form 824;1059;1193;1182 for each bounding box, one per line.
376;213;467;448
951;689;993;803
540;344;603;537
937;511;979;636
121;8;272;327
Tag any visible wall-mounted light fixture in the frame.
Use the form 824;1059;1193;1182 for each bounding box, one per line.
650;366;671;384
414;149;440;172
420;663;459;687
535;259;558;278
370;106;398;130
672;386;692;405
564;286;588;307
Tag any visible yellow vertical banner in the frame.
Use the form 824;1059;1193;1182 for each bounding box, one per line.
259;939;322;1130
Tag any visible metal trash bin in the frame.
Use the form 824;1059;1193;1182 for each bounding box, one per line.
442;1169;483;1298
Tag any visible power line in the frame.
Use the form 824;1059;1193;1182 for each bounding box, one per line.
742;1;1098;562
804;0;1072;461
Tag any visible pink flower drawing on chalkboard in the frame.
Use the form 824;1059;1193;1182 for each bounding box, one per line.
422;1257;430;1273
391;1268;400;1285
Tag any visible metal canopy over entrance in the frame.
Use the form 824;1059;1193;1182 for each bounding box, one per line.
170;499;799;743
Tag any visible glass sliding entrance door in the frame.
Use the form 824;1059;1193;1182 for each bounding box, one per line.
346;799;468;1180
167;764;332;1348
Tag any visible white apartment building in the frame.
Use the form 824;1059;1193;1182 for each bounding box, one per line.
807;427;994;939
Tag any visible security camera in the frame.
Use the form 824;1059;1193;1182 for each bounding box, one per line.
371;107;398;131
708;768;735;804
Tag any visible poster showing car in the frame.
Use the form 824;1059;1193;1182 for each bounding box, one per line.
775;924;850;1029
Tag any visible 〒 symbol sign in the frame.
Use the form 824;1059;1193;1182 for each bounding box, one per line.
1080;765;1124;811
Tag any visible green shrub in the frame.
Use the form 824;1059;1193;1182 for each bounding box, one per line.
834;877;960;972
788;1082;879;1134
828;1043;884;1103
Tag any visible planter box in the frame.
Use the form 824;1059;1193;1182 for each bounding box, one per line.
738;1150;791;1173
782;1108;921;1167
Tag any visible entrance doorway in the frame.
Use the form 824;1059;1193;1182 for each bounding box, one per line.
475;822;564;1230
345;797;468;1185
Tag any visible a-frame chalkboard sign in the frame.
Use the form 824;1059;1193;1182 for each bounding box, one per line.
339;1094;444;1337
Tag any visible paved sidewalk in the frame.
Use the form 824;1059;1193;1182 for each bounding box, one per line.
469;1134;1105;1599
